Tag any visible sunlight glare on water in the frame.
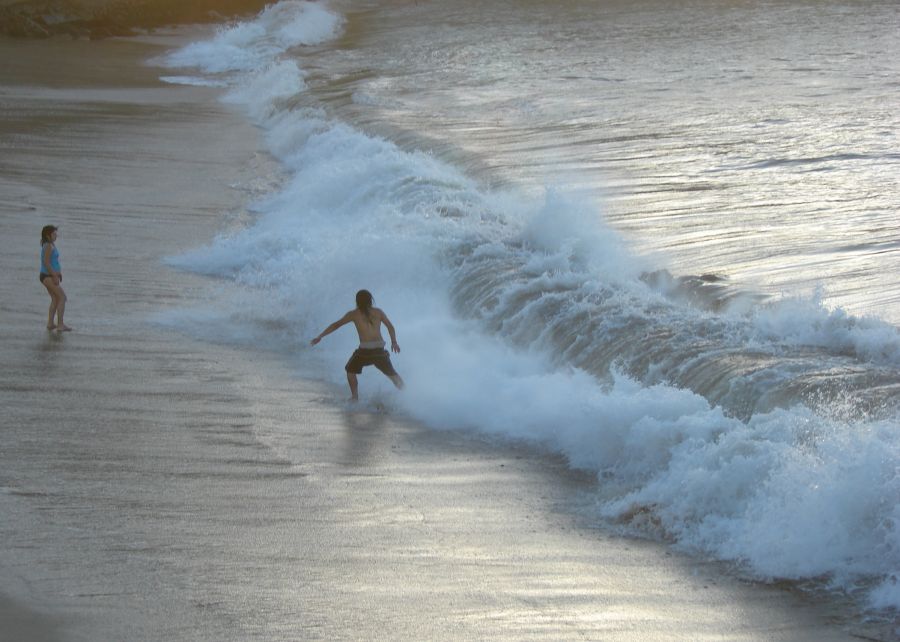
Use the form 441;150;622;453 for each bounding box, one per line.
307;0;900;322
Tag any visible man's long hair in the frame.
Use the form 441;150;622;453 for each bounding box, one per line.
356;289;374;325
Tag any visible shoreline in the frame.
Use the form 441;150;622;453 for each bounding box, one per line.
0;30;891;642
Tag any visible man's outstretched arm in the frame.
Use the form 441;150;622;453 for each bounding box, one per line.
311;312;353;346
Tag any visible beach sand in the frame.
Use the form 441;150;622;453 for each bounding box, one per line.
0;32;884;641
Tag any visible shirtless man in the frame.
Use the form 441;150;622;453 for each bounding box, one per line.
310;289;405;401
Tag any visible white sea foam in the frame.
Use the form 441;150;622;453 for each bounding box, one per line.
158;75;229;87
159;0;900;613
222;60;308;122
748;290;900;368
161;1;343;74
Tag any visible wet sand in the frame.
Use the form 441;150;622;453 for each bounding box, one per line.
0;33;884;641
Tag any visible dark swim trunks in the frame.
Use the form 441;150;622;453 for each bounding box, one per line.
345;347;398;376
39;272;55;283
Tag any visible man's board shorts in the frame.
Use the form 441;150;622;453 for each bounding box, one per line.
345;347;398;376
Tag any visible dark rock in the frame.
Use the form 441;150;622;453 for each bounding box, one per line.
0;0;272;39
14;15;51;37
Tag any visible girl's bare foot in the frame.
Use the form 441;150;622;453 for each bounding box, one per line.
56;324;72;332
47;324;56;330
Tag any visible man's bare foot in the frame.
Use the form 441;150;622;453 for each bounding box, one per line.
56;324;72;332
348;396;359;403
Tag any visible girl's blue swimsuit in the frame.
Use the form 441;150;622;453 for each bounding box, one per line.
40;243;60;279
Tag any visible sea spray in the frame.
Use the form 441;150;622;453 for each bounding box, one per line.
158;0;900;612
162;0;343;74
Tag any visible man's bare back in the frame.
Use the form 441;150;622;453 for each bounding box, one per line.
349;307;389;344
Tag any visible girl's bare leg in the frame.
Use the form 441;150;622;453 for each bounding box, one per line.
56;289;71;331
43;280;58;329
46;301;57;330
44;281;70;331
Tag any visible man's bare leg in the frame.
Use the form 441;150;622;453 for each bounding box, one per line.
346;372;359;401
388;374;405;390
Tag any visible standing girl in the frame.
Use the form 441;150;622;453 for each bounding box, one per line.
40;225;71;332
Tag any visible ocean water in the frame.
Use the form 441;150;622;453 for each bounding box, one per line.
158;0;900;616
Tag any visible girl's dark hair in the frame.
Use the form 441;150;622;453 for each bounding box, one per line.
356;289;374;324
40;225;57;245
